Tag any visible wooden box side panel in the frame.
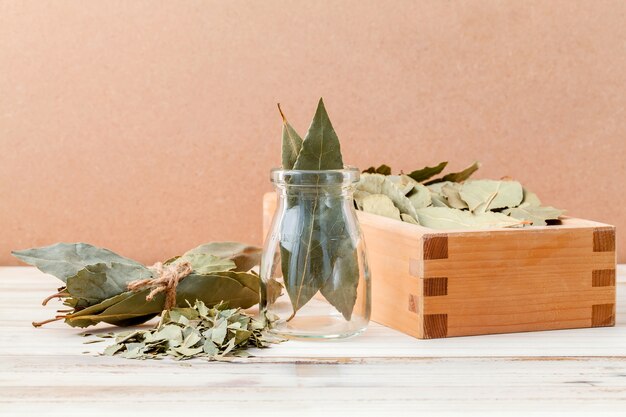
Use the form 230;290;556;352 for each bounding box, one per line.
419;226;616;338
357;212;425;338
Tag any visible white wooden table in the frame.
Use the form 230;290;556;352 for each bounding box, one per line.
2;266;626;416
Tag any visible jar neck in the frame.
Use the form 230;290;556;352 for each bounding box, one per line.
275;184;355;200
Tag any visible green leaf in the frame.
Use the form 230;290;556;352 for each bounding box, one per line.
203;340;219;356
407;161;448;182
65;262;152;306
425;161;481;185
362;164;391;175
320;236;359;321
374;164;392;175
416;207;525;229
152;325;183;343
176;272;261;310
360;194;401;220
459;180;523;213
277;99;360;321
103;343;124;356
177;253;236;274
278;104;303;170
280;201;327;317
293;98;344;170
211;321;228;345
503;204;565;226
11;242;146;283
65;272;261;328
183;242;262;272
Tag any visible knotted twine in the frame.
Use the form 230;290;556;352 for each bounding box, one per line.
127;261;193;310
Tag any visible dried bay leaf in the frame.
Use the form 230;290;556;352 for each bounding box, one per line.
280;200;327;318
425;181;448;195
387;175;416;195
459;179;523;213
424;182;450;207
407;182;431;210
407;161;448;182
94;300;283;361
65;272;261;328
431;195;451;207
381;179;419;222
401;213;419;225
353;190;371;209
361;194;401;220
278;104;303;170
175;273;260;310
317;197;360;321
425;161;481;185
503;204;565;226
183;242;262;272
280;98;354;320
356;173;385;194
293;98;343;171
521;188;542;206
441;183;468;210
375;164;391;175
65;262;152;307
103;343;124;356
12;242;147;283
416;207;525;230
362;164;391;175
319;238;359;321
355;161;566;231
360;173;418;220
176;253;236;275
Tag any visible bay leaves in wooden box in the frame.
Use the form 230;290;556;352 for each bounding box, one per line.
263;192;616;339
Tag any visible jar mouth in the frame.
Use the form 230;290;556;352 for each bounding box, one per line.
271;166;360;186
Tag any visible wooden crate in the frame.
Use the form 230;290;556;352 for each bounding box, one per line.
263;193;616;339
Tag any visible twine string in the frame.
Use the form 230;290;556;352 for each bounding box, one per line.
127;261;193;310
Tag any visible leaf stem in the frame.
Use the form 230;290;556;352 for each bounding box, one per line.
277;103;287;124
41;291;69;306
32;316;65;328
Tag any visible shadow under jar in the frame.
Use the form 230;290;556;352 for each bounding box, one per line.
261;167;371;339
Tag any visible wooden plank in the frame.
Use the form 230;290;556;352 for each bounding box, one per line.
1;267;626;416
2;267;626;358
2;356;626;416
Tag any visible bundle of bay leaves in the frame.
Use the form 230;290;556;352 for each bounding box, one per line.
358;162;564;229
12;241;280;328
94;300;282;360
277;98;359;321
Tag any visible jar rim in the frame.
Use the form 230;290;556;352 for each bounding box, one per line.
270;166;360;185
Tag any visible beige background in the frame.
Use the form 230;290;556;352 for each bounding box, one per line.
1;0;625;265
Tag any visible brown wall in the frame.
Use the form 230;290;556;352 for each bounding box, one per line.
1;0;625;265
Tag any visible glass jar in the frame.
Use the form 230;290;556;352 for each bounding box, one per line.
260;167;371;339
